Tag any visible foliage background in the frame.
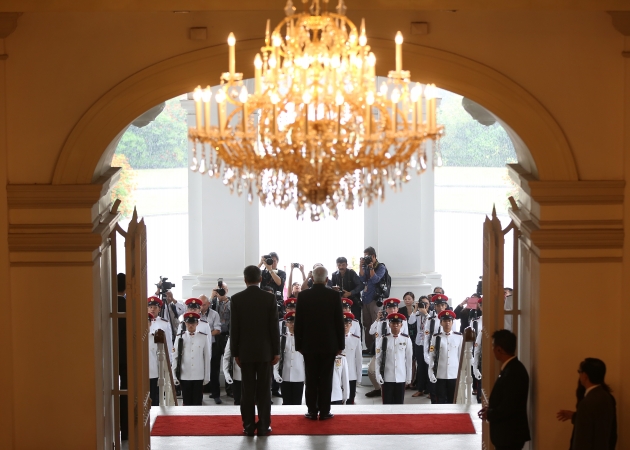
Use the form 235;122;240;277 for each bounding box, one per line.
110;154;138;218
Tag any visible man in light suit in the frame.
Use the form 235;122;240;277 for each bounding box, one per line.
294;265;345;421
478;329;530;450
230;265;280;437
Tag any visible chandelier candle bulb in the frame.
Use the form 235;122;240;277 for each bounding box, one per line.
193;86;203;130
395;31;403;73
228;33;236;77
254;54;262;94
202;87;212;134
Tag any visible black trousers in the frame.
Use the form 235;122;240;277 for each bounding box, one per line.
210;335;228;397
436;378;457;404
348;380;357;404
303;352;336;415
240;361;273;433
232;380;242;405
180;380;204;405
382;382;406;404
281;381;304;405
119;367;128;441
428;374;438;404
149;377;159;407
414;344;428;392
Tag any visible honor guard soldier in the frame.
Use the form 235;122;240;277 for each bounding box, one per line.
279;297;297;334
331;353;350;405
342;299;361;337
222;336;242;405
428;309;463;404
423;294;450;402
173;312;211;405
366;298;408;397
148;296;174;352
273;311;305;405
148;313;161;406
342;312;363;405
472;298;483;400
375;313;413;404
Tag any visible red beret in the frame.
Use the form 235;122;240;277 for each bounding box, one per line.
185;298;203;307
343;312;355;321
387;312;406;322
284;298;297;307
283;311;296;321
432;294;449;304
438;310;456;320
147;296;163;307
183;312;200;322
342;298;354;306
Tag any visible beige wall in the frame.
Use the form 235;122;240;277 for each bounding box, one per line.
1;6;628;449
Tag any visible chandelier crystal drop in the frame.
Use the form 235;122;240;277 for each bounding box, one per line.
188;0;444;220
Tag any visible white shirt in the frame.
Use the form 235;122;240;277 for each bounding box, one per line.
350;320;361;336
344;332;363;381
201;309;222;343
150;317;174;351
428;331;463;380
331;355;350;403
222;337;241;381
375;333;413;384
273;333;305;382
423;314;443;364
369;318;408;338
172;331;211;384
408;311;428;346
472;316;483;370
149;331;159;379
179;316;213;351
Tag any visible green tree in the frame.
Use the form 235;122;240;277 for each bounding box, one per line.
111;154;137;218
115;97;188;169
437;91;517;167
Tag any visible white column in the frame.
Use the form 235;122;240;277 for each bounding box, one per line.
181;89;260;298
363;84;442;300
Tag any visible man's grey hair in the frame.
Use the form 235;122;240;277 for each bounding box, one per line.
313;266;328;283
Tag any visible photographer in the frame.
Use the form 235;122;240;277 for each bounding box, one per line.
199;294;223;403
359;246;387;350
330;256;364;329
210;279;231;402
301;263;324;291
287;263;306;296
454;293;482;333
258;252;286;317
155;277;185;342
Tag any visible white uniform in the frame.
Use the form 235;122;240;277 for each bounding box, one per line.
150;317;174;352
149;331;159;379
331;355;350;403
423;312;443;364
273;333;305;382
222;337;241;382
375;333;413;384
180;315;213;354
350;319;361;336
472;316;483;371
369;318;408;338
172;331;211;385
344;332;363;382
428;331;463;380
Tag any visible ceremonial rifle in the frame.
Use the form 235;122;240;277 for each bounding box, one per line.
379;319;388;378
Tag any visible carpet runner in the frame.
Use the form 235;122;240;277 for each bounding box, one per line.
151;413;476;436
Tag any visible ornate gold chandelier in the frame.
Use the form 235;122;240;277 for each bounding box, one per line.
188;0;443;220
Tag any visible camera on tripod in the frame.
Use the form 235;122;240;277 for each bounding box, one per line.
216;278;226;297
156;276;175;295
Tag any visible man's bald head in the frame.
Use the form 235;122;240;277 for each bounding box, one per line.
199;294;210;312
313;266;328;284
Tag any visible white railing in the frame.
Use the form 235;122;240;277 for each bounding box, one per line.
454;327;476;404
154;329;178;406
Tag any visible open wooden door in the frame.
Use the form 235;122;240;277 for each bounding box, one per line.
125;209;151;449
481;204;521;450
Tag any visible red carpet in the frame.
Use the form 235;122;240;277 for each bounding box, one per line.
151;413;475;436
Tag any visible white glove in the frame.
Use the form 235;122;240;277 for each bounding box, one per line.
224;375;233;384
429;372;437;384
356;382;362;387
274;375;283;384
173;378;180;386
376;373;384;385
473;368;482;380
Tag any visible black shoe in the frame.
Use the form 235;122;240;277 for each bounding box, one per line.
319;413;334;421
243;429;255;437
365;389;381;397
304;412;318;420
214;397;223;404
272;391;282;398
257;427;272;436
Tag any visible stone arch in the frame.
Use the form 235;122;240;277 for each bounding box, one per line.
52;38;577;184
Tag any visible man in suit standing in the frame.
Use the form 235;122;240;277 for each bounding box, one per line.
294;266;345;421
230;266;280;436
478;329;530;450
557;357;617;450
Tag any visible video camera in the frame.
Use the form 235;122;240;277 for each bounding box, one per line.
156;276;175;295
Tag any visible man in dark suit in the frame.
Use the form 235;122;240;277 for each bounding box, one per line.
478;329;530;450
230;265;280;436
294;266;345;420
557;357;617;450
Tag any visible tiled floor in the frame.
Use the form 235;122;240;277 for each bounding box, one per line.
148;380;483;449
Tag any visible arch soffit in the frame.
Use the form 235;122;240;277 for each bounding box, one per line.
52;38;578;185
